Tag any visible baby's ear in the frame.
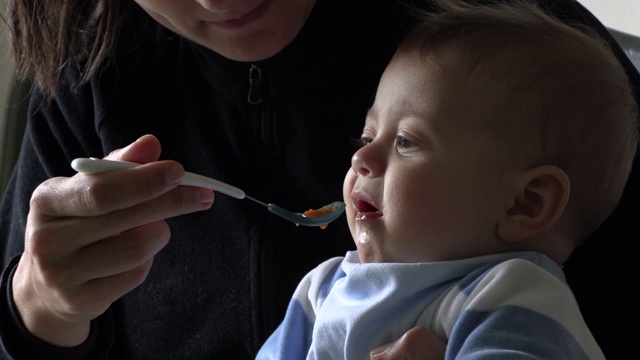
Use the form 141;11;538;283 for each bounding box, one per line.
497;165;570;242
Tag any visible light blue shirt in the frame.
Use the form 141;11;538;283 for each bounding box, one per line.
256;251;604;360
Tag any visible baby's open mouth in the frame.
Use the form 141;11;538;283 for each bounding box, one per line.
354;199;382;220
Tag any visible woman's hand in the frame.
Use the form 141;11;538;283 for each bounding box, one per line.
11;135;214;346
370;326;446;360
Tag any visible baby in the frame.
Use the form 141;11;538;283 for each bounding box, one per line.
257;0;638;358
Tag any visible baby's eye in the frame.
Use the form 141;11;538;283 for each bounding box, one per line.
395;136;416;150
359;136;374;147
350;136;372;149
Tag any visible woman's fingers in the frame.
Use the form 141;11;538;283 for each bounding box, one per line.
28;175;213;253
31;160;187;218
34;221;170;290
108;133;163;164
11;135;214;346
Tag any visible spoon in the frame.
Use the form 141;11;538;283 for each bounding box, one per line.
70;158;346;228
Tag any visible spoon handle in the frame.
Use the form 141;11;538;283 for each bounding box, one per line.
70;158;246;199
70;158;345;227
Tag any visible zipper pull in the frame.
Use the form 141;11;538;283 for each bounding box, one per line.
247;64;262;104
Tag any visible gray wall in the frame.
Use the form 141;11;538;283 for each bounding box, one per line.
0;4;15;167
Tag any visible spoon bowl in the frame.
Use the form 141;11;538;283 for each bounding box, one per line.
71;158;345;228
268;201;346;227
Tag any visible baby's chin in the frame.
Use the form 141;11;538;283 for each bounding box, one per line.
355;242;382;264
356;251;380;264
356;242;395;264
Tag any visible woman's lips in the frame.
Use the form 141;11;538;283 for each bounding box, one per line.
213;0;271;29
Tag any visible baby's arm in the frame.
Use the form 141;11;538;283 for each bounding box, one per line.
437;258;604;359
256;257;344;359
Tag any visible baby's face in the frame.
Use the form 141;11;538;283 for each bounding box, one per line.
343;52;517;263
134;0;315;61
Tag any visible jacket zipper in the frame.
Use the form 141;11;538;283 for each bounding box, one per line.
247;63;262;104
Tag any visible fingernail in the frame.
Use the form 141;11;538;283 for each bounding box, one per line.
165;164;184;186
370;344;390;358
194;188;214;205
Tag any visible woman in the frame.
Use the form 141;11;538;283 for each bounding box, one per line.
1;0;638;359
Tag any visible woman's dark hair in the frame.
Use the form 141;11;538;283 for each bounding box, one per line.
7;0;124;99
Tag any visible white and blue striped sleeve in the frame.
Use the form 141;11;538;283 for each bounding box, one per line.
433;258;604;359
256;257;345;360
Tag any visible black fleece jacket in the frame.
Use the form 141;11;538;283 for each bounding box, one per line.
1;1;639;359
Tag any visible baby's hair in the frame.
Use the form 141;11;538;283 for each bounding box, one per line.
397;0;639;242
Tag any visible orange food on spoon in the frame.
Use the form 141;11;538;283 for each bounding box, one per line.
303;205;337;229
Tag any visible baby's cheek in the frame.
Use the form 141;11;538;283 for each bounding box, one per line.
343;175;357;238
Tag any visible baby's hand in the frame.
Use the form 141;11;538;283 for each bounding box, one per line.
370;326;446;360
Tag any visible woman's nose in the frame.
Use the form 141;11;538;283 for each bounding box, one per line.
351;145;383;177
